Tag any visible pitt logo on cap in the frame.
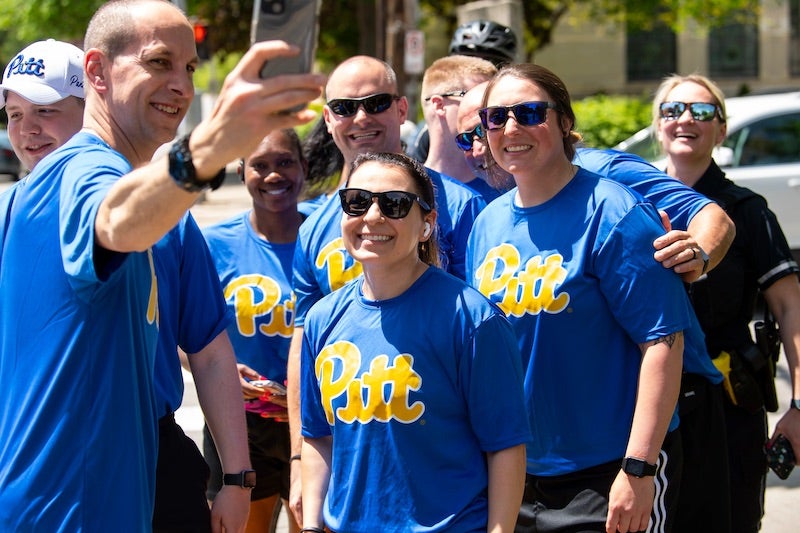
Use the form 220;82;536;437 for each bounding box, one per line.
5;54;46;79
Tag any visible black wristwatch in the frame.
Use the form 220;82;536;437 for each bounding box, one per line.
791;398;800;410
698;246;710;275
223;469;257;489
168;133;226;193
621;457;657;478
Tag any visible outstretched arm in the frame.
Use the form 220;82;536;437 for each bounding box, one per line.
92;42;324;253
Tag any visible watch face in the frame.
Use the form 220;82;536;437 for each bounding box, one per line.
622;457;655;477
244;470;257;488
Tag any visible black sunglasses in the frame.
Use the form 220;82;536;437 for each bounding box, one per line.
659;101;721;122
479;101;558;131
327;93;400;117
338;188;431;219
423;90;467;102
454;124;485;151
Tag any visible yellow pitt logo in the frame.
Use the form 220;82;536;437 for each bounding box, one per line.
315;340;424;425
224;274;294;338
146;248;159;326
316;237;362;292
475;243;570;317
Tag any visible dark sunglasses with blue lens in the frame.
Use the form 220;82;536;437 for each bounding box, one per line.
454;124;485;151
479;101;558;131
327;93;400;117
659;101;721;122
338;188;431;219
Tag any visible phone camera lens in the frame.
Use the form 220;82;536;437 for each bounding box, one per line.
267;1;284;14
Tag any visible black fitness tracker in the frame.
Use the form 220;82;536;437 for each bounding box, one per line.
168;133;226;193
223;469;257;489
621;457;657;478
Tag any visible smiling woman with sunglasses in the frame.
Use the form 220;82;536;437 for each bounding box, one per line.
654;74;800;533
300;152;530;533
466;64;692;533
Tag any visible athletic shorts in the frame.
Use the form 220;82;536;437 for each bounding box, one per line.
153;413;212;533
516;429;682;533
204;411;291;501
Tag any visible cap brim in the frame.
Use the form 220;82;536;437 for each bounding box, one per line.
0;82;71;108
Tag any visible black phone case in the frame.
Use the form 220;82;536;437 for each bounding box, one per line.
765;435;796;480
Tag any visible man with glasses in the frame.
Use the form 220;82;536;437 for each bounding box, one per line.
0;0;324;529
421;55;502;204
285;54;485;526
456;80;515;199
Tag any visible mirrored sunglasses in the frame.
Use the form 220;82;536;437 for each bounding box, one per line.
479;101;559;131
338;188;431;219
659;101;720;122
455;124;485;151
327;93;400;117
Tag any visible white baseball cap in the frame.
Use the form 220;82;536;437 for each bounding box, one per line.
0;39;85;109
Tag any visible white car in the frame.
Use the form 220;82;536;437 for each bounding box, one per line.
614;91;800;252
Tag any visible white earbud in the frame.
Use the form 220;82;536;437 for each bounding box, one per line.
423;222;431;238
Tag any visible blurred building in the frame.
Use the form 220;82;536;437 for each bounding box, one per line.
458;0;800;98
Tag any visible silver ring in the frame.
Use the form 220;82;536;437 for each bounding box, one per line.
691;248;697;260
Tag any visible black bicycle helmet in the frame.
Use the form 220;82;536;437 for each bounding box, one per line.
448;20;517;67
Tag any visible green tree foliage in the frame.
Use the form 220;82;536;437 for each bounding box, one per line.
573;94;652;149
0;0;759;64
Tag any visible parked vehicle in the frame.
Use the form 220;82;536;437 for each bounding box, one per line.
614;91;800;252
0;129;22;181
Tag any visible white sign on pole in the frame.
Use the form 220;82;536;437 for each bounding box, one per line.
404;30;425;75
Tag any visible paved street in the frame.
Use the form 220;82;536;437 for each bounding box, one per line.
1;173;797;530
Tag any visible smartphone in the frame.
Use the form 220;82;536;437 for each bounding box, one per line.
251;0;320;81
765;434;796;480
250;379;287;395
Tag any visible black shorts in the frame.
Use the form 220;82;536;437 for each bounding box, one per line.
153;413;211;533
204;411;291;502
674;373;731;533
516;429;682;533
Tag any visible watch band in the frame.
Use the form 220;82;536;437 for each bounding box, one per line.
223;469;256;488
621;456;657;478
791;398;800;410
168;133;226;193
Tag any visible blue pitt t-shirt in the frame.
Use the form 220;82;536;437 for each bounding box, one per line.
203;212;295;413
301;267;530;532
574;147;721;383
467;169;690;476
0;132;159;531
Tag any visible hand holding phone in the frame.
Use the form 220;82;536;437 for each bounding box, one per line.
765;434;796;480
250;379;287;396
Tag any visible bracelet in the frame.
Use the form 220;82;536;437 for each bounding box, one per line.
300;528;325;533
290;454;302;462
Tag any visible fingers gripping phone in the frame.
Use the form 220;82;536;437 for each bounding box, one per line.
251;0;320;82
250;379;287;396
765;434;796;480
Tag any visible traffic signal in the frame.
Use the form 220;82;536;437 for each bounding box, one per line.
194;22;210;60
